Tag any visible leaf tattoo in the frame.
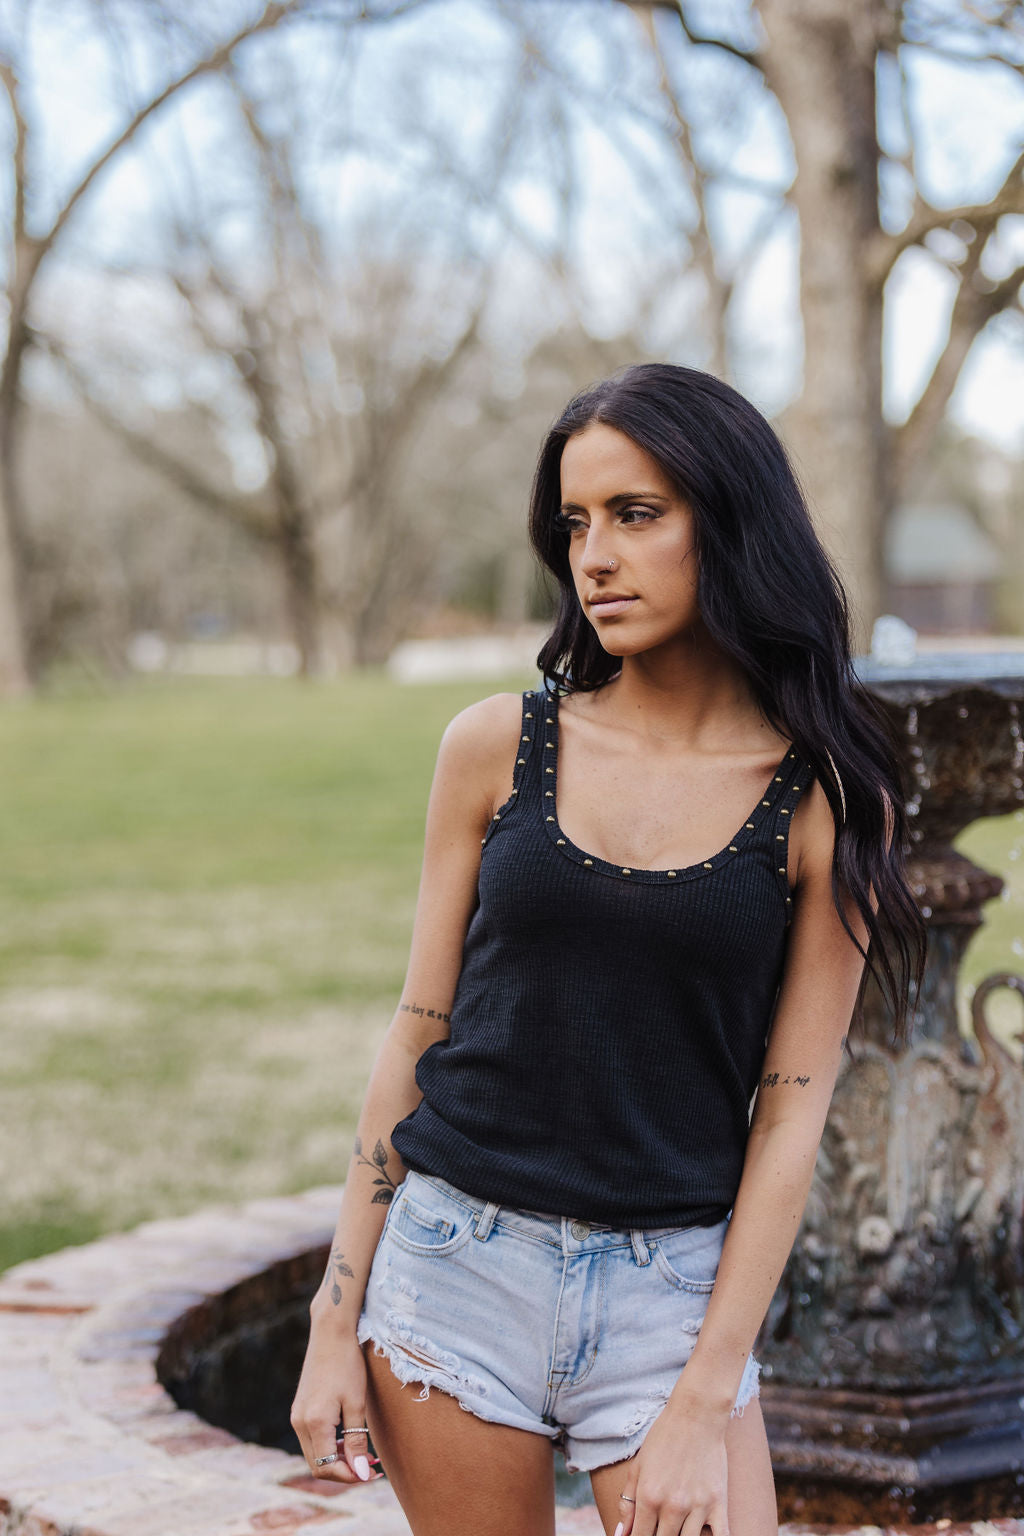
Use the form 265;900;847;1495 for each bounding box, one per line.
326;1245;354;1307
354;1134;398;1205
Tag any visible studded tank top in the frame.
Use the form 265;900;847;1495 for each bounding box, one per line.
390;685;817;1227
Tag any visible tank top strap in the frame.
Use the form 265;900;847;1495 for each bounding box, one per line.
764;746;816;925
480;686;542;852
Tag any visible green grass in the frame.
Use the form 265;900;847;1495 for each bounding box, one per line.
0;668;1021;1272
0;667;537;1271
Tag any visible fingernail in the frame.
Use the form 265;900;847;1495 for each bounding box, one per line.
355;1454;371;1480
614;1524;624;1536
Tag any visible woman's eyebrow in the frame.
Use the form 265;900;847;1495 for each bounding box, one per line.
559;492;671;511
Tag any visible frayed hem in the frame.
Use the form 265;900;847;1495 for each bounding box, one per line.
356;1320;490;1413
730;1356;762;1419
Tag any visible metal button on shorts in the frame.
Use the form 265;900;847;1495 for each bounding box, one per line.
570;1220;590;1239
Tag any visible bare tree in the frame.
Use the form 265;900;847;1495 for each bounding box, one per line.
626;0;1024;646
0;0;440;693
38;12;581;672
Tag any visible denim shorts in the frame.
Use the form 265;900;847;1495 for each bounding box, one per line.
356;1169;761;1475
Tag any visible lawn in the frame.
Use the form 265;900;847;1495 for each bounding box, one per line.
1;670;1021;1271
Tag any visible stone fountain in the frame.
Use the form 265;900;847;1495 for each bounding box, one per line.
759;626;1024;1525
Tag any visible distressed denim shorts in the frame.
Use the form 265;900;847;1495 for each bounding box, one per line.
356;1168;761;1474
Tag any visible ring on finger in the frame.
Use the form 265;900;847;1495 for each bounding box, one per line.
314;1453;339;1467
619;1493;635;1502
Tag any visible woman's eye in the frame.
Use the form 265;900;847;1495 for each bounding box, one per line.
621;507;656;524
553;513;584;533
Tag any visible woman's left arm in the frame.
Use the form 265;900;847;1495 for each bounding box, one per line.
671;777;889;1422
615;778;891;1536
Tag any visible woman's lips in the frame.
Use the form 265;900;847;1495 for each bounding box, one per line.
590;597;639;616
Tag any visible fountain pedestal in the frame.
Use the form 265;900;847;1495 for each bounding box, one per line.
758;660;1024;1523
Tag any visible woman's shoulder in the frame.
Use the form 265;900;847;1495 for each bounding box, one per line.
435;689;535;799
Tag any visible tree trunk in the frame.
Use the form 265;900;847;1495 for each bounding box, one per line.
758;0;890;653
0;255;36;696
277;511;321;677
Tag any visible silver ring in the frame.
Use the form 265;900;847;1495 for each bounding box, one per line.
339;1427;370;1435
619;1493;635;1502
315;1452;339;1467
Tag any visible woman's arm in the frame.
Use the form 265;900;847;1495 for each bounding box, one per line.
615;778;890;1536
667;778;887;1421
290;691;524;1483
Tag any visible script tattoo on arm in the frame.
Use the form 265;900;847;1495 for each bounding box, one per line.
760;1072;812;1088
323;1247;354;1307
399;1001;451;1022
354;1135;398;1205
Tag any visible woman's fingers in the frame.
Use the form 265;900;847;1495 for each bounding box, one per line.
339;1413;373;1481
613;1476;638;1536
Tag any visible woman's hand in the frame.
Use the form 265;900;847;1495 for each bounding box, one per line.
290;1320;385;1486
614;1396;730;1536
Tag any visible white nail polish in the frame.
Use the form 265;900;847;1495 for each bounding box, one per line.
614;1524;624;1536
355;1454;371;1480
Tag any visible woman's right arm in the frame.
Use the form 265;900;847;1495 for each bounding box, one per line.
289;690;523;1484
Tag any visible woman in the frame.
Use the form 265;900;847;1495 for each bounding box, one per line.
290;364;927;1536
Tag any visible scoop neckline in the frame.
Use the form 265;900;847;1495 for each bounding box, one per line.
536;688;799;884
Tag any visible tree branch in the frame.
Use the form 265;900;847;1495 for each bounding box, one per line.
624;0;762;68
0;57;28;246
35;331;277;540
41;2;302;262
891;254;1024;495
868;145;1024;283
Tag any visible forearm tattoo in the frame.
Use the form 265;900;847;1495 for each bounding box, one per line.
760;1072;811;1088
354;1135;398;1204
399;1001;451;1022
323;1247;354;1307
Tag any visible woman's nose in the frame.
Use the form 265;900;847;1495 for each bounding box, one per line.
580;531;618;575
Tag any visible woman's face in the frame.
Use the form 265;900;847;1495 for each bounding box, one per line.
558;422;700;658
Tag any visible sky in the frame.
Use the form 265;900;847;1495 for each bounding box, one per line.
9;0;1024;455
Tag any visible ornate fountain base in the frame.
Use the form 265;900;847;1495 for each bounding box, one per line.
764;1376;1024;1523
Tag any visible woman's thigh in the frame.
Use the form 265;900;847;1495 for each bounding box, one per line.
363;1338;557;1536
587;1395;778;1536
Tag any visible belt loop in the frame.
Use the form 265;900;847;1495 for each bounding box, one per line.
630;1229;651;1266
474;1201;500;1241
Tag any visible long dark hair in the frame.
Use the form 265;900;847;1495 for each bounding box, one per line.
528;363;927;1051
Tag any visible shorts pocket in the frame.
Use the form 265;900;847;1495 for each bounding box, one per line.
386;1178;476;1258
649;1222;725;1294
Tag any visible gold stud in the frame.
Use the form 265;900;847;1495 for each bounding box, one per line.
546;767;554;774
761;799;770;807
778;866;786;874
774;776;782;782
786;895;792;903
776;834;784;841
557;838;566;846
493;814;500;821
621;868;632;875
525;712;533;719
545;790;553;796
481;837;486;845
667;870;677;877
546;742;554;748
517;758;525;765
729;845;738;852
510;788;518;795
584;858;593;867
522;735;531;742
745;822;754;829
780;808;790;815
703;861;713;869
546;815;555;822
788;752;795;758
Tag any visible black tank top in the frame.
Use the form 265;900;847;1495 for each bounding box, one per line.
390;685;816;1226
